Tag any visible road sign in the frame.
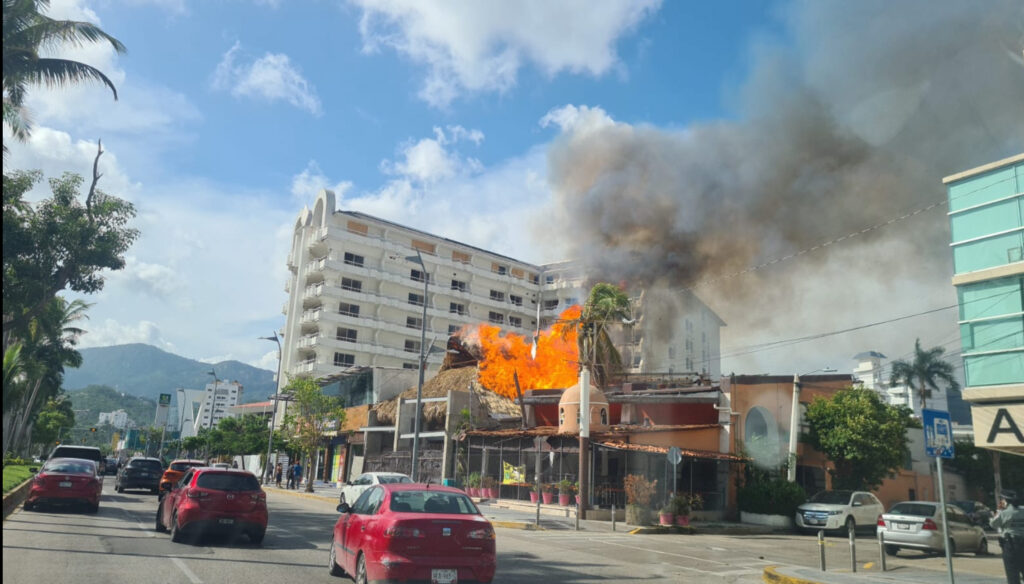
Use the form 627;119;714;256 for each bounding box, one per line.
923;409;954;459
159;393;172;406
667;446;682;466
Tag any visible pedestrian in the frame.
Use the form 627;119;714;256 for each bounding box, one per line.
992;490;1024;584
292;461;303;490
274;463;283;488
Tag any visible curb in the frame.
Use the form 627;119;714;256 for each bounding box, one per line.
627;525;697;535
490;520;544;531
266;487;337;504
762;566;824;584
2;477;35;521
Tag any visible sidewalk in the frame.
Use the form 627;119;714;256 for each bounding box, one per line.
764;564;1004;584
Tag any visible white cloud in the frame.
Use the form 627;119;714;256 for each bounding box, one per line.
78;319;175;351
380;125;484;183
539;104;616;134
291;161;354;205
107;257;188;304
351;0;662;106
212;42;323;115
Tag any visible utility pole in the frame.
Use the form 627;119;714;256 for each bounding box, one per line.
260;332;283;484
406;250;429;482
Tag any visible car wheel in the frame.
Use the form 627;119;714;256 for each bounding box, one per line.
155;507;167;532
355;553;368;584
845;517;856;535
885;545;899;556
329;538;345;577
170;511;185;543
976;536;988;556
23;501;35;512
86;502;99;514
249;529;265;545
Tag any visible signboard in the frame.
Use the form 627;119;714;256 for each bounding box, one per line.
159;393;172;406
971;403;1024;450
923;409;954;459
502;461;526;484
667;446;682;466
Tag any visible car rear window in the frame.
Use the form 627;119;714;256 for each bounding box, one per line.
379;475;412;484
888;503;937;517
44;460;95;474
196;472;260;492
170;462;203;471
129;459;163;470
390;491;479;514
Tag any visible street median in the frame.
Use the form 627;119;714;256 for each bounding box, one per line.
3;477;34;520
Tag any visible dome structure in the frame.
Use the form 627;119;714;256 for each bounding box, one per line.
557;382;610;434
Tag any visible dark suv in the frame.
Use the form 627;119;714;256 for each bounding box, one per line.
116;457;164;494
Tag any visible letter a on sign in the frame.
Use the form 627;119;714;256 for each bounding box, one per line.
987;407;1024;444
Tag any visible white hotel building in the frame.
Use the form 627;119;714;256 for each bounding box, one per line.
279;190;723;391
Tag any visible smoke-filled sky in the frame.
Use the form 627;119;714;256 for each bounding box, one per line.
7;0;1022;380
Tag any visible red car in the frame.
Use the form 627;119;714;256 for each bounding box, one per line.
25;457;102;513
329;484;496;584
155;467;267;545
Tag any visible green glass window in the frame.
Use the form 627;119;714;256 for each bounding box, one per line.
958;277;1023;321
964;352;1024;387
947;166;1017;212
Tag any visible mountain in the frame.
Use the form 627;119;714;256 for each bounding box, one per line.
62;344;275;405
67;385;158;428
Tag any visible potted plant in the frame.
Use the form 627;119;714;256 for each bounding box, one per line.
670;493;694;526
467;472;481;497
481;476;498;499
541;483;554;505
574;481;582;506
659;501;675;526
624;474;657;526
529;482;540;504
557;479;573;506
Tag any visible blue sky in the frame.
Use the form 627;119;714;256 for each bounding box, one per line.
8;0;1022;377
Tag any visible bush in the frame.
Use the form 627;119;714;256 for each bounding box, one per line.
481;475;497;489
624;474;657;507
558;479;574;493
467;472;481;488
738;476;806;517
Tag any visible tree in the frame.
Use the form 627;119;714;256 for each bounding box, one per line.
3;158;138;345
889;338;959;410
948;440;1024;505
31;393;74;454
2;0;126;151
803;387;917;490
282;376;345;492
563;283;632;387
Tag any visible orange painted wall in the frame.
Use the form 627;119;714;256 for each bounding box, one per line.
628;427;721;452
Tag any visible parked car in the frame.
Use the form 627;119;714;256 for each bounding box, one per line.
794;490;884;533
156;468;267;545
159;460;207;495
878;501;989;556
330;483;496;583
25;457;102;513
338;472;412;504
48;445;104;475
116;457;164;493
952;500;994;527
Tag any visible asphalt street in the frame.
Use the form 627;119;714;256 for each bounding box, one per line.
1;477;1007;584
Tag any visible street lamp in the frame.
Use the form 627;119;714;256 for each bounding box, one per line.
403;250;430;482
207;368;220;430
260;332;283;484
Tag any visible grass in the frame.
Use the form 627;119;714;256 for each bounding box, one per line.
2;464;36;493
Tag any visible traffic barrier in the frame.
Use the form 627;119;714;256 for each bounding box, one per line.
2;477;35;520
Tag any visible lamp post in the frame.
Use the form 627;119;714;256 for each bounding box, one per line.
260;333;283;484
405;250;429;482
207;368;220;430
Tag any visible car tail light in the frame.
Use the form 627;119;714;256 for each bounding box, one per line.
467;527;496;540
383;526;425;538
922;518;938;531
877;515;885;527
250;492;267;502
186;489;209;499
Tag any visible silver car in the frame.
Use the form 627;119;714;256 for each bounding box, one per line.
879;501;989;556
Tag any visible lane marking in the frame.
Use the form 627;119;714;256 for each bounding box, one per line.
588;539;730;565
120;508;155;538
171;557;203;584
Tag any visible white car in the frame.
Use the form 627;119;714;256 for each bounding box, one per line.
878;501;989;556
338;472;412;504
795;490;884;534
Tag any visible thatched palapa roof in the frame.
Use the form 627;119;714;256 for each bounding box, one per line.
371;365;521;426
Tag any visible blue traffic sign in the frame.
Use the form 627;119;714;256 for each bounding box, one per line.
922;409;954;459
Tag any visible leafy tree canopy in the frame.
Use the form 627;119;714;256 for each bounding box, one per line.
889;338;959;410
282;376;345;492
803;387;916;490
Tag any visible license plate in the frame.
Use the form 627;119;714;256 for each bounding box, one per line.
218;518;235;525
59;481;73;488
896;522;909;530
431;569;457;584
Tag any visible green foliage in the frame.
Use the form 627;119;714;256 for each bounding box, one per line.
948;440;1024;506
66;384;157;428
467;471;481;488
563;283;632;387
558;478;574;493
737;473;807;516
803;387;916;490
282;376;345;491
669;492;704;516
3;464;36;493
889;338;959;410
31;394;75;449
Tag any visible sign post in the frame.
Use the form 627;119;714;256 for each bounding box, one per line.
667;446;682;495
923;408;955;584
157;393;172;461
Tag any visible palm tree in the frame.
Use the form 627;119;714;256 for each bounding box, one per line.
3;0;126;151
564;283;633;388
889;338;960;410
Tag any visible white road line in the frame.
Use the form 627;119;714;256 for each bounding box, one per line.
120;508;155;538
171;557;203;584
589;539;731;565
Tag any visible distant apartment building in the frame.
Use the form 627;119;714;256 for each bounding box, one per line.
944;153;1024;456
195;380;244;430
852;351;948;416
98;409;130;430
279;190;724;392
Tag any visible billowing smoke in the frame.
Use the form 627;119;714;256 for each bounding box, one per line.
545;0;1024;374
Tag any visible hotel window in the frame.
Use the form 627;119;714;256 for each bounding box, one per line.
450;303;466;315
408;292;425;306
509;294;523;306
565;297;578;306
334;353;355;367
343;252;364;267
451;279;467;292
410;269;430;283
508;316;522;328
337;328;357;343
448;324;461;334
340;277;362;292
406;316;423;329
403;362;419;370
545;275;556;284
492;263;508;275
530;273;539;284
488;312;504;324
543;299;559;310
404;340;421;353
490;290;505;302
339;303;360;317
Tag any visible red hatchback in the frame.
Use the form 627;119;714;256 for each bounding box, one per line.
25;457;102;513
156;467;267;545
329;484;496;584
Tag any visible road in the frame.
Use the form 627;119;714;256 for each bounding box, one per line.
2;477;1007;583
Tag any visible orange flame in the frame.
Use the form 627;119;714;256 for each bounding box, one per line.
462;306;581;400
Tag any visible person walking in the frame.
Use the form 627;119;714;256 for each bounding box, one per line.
274;463;283;488
292;461;303;490
992;490;1024;584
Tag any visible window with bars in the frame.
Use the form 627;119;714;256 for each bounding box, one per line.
339;303;360;317
337;328;357;342
490;290;505;302
451;279;467;292
341;277;362;292
508;316;522;328
448;324;461;334
410;269;430;283
488;312;504;324
404;340;421;353
543;299;559;310
449;303;466;315
343;252;364;267
509;294;523;306
334;353;355;367
408;293;425;306
406;316;423;329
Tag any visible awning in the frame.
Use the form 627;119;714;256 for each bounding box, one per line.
594;440;747;462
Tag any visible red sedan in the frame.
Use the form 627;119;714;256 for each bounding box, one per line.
329;484;496;584
25;457;102;513
156;467;267;545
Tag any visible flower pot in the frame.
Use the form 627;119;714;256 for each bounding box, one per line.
558;493;571;506
529;492;539;503
488;487;499;499
659;513;675;526
542;492;554;505
626;504;651;526
675;515;690;527
575;495;582;506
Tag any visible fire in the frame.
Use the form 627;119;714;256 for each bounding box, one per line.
463;306;581;400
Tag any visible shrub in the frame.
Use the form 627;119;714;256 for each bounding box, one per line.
467;472;481;488
481;475;497;489
558;479;574;493
738;476;806;517
624;474;657;507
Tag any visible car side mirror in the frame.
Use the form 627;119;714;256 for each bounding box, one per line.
29;467;38;473
337;503;352;514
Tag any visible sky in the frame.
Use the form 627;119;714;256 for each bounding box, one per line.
7;0;1023;381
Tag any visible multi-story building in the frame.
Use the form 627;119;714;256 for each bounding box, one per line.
852;351;947;416
944;153;1023;456
195;380;243;431
279;190;724;393
98;409;130;430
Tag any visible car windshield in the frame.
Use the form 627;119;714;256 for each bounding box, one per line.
43;460;95;474
196;472;260;492
170;462;203;472
809;491;853;504
390;491;479;514
378;475;412;484
128;459;162;470
888;503;937;517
